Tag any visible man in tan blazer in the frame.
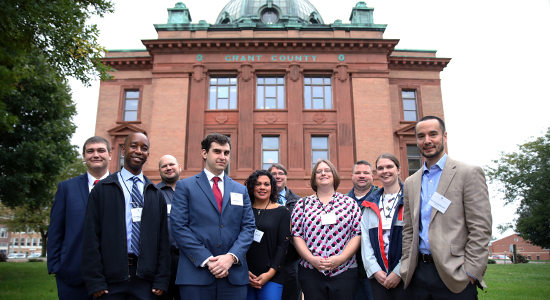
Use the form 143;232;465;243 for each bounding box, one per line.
400;116;492;299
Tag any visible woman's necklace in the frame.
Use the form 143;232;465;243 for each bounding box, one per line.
255;200;270;215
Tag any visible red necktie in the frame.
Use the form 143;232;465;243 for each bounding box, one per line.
93;179;100;186
212;177;223;213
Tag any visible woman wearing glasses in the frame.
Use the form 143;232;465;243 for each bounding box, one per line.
360;153;406;300
291;159;362;300
244;170;291;300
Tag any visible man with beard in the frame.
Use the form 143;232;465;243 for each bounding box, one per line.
348;160;378;300
48;136;111;300
268;163;302;300
82;132;169;299
156;155;182;300
400;116;492;300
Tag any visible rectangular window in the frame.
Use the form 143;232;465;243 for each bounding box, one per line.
32;238;37;246
13;238;18;246
537;255;540;260
311;136;329;168
38;238;42;246
209;77;238;109
26;238;31;246
407;145;422;176
304;77;332;109
262;137;279;170
402;90;418;121
528;255;531;260
0;228;6;238
123;90;140;121
257;77;285;109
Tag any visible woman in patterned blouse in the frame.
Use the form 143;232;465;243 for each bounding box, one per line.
291;159;362;300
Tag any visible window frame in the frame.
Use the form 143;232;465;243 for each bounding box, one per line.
117;85;144;124
406;144;423;176
262;136;280;170
303;126;337;175
303;76;333;110
208;76;238;110
397;85;423;123
256;76;286;110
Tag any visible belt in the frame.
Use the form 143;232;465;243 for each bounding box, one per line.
419;253;434;263
128;254;138;265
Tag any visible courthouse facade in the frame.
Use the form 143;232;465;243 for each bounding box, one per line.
95;0;450;195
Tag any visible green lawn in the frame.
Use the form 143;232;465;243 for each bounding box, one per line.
0;262;57;300
479;263;550;300
0;261;549;299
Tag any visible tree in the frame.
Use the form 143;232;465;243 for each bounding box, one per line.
0;0;114;134
0;153;87;256
486;128;550;249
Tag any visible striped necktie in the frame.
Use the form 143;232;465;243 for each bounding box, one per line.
130;176;143;256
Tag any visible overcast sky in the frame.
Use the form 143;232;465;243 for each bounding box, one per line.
69;0;550;239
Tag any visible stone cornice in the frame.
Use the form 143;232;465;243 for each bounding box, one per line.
389;56;451;71
101;56;153;70
141;38;399;55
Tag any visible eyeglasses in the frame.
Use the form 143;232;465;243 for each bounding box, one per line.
315;169;332;174
271;172;286;177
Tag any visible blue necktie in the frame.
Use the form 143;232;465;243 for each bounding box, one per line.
278;195;285;205
131;176;143;256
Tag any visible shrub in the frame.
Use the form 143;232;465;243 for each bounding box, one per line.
0;252;7;262
27;258;43;262
488;258;497;264
508;253;530;263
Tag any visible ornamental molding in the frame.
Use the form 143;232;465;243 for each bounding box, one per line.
389;57;451;71
239;64;253;82
313;112;326;124
264;112;277;124
192;64;206;82
215;113;228;124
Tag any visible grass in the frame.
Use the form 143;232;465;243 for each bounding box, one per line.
479;263;550;300
0;262;549;300
0;262;57;300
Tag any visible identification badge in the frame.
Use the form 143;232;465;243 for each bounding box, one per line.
428;192;451;214
321;213;337;225
381;217;392;230
131;207;143;222
167;204;171;214
253;229;264;243
231;193;243;206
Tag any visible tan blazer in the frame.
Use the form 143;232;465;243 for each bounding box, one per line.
400;156;492;293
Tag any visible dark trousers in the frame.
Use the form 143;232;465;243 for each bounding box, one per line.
407;259;478;300
298;265;357;300
56;278;92;300
369;278;407;300
281;260;302;300
157;253;180;300
179;276;247;300
354;277;374;300
96;264;155;300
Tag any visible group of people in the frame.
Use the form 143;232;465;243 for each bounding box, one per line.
47;115;492;300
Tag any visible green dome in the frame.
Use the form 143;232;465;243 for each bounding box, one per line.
215;0;324;25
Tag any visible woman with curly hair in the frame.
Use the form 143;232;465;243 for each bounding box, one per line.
244;169;291;300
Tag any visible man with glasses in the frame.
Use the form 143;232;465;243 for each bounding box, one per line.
268;164;302;300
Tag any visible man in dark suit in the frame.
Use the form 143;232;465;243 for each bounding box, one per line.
48;136;112;300
171;133;255;300
400;116;492;299
82;132;169;299
156;155;181;300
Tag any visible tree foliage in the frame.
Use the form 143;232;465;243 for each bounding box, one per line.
486;128;550;249
0;0;114;133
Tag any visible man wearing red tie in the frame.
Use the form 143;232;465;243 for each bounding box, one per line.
171;133;255;300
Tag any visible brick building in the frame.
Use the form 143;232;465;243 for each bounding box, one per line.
7;230;43;256
0;224;9;255
95;1;450;195
490;234;549;261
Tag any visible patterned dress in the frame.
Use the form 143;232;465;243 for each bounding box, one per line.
291;192;362;277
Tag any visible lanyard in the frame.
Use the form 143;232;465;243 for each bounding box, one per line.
119;172;143;208
380;188;401;219
254;200;271;230
316;193;336;214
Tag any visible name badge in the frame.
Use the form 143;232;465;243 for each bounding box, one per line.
381;217;392;230
253;229;264;243
428;192;451;214
231;193;243;206
167;204;171;214
321;213;337;225
131;207;143;222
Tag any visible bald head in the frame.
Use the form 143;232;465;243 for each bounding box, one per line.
159;155;181;186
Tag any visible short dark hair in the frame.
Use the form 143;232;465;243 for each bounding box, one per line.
310;159;340;192
124;132;149;148
244;170;278;205
83;136;111;155
267;163;287;175
352;160;373;173
415;115;446;134
201;133;231;153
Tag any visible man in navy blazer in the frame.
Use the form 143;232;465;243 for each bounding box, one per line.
47;136;111;300
171;133;255;300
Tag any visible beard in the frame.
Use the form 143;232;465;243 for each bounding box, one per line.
421;143;445;159
161;173;179;184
